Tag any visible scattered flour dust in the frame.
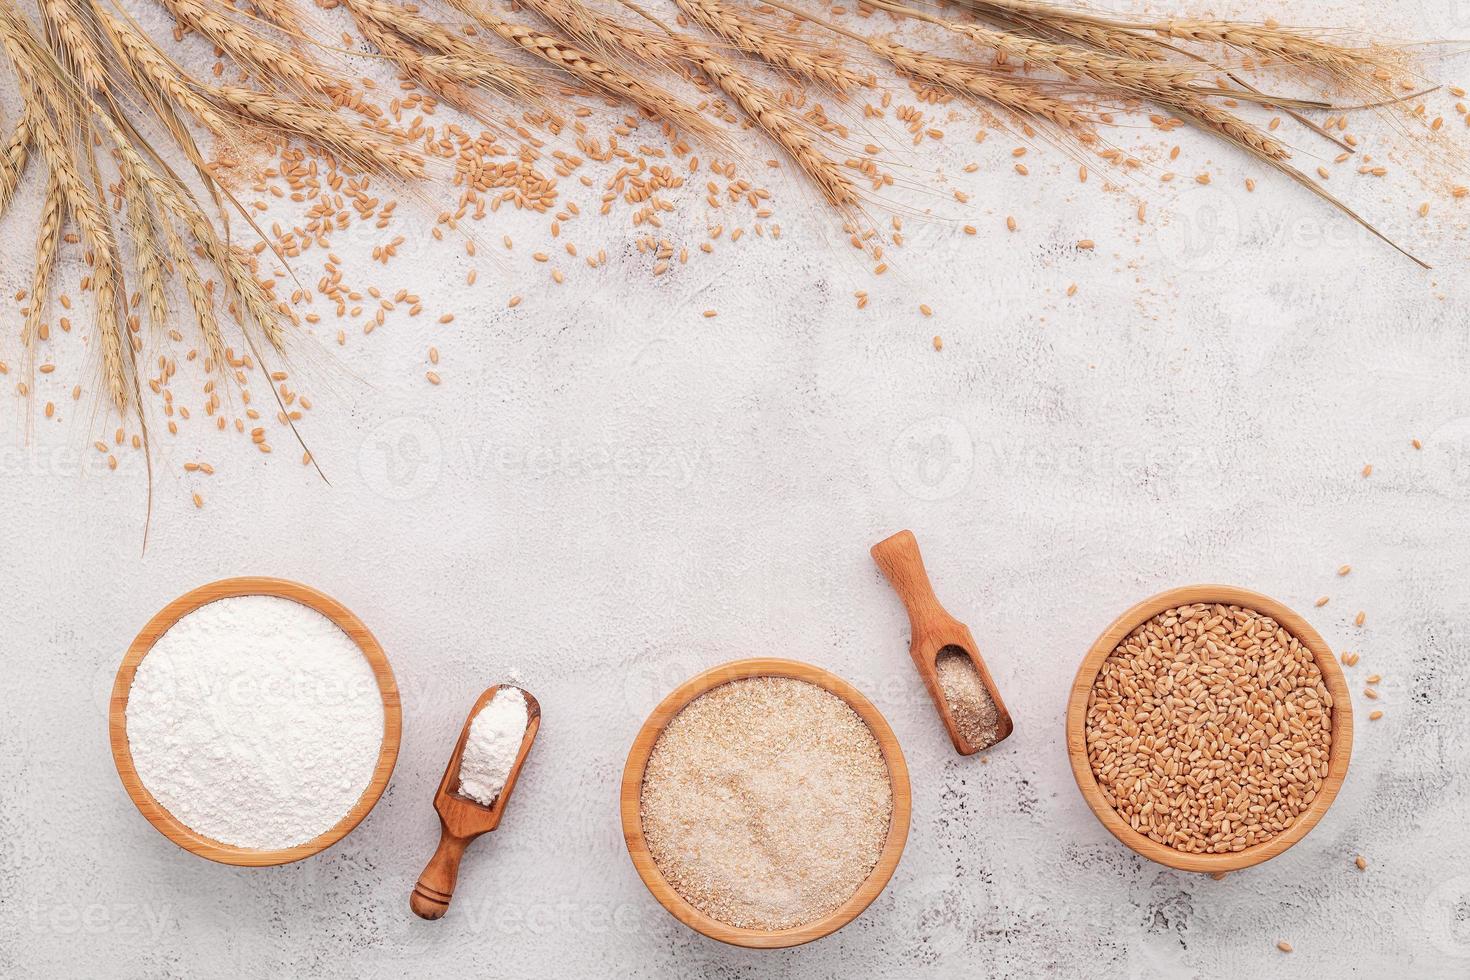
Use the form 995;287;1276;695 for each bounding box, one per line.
458;686;528;806
639;676;893;930
125;594;385;849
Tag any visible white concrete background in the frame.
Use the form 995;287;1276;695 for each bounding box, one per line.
3;0;1470;975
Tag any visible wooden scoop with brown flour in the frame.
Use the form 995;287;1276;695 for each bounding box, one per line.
871;530;1014;754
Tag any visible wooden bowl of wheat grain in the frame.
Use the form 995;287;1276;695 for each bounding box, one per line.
1066;585;1353;874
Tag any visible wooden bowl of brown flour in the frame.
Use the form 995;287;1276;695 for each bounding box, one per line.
620;658;911;948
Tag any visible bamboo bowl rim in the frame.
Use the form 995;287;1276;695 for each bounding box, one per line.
109;577;402;867
620;658;911;948
1066;584;1353;873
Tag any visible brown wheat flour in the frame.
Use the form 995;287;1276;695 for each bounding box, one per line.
935;648;1000;750
639;676;892;930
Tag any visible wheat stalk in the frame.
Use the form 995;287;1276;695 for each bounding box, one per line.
24;169;63;351
673;0;872;92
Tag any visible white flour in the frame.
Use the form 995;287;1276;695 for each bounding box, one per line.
458;687;528;806
125;594;385;849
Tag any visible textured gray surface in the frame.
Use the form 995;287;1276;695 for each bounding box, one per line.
4;0;1470;975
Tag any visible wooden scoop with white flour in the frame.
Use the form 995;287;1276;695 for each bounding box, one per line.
410;685;541;920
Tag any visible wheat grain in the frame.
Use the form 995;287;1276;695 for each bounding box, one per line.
1086;603;1332;854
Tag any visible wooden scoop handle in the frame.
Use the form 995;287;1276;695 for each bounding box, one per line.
410;826;470;920
870;529;969;650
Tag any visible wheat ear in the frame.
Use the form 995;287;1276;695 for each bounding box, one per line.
120;165;169;333
673;0;872;92
624;0;860;209
95;6;230;133
204;84;425;179
1153;21;1391;78
762;0;1087;133
342;0;535;100
519;0;688;66
92;92;290;354
1165;94;1425;268
948;0;1166;61
0;108;30;216
2;5;129;408
247;0;303;35
867;0;1196;91
38;0;110;93
432;0;724;146
874;37;1088;133
157;0;341;96
349;11;485;114
16;106;126;407
1161;93;1289;160
24;169;63;351
162;214;227;373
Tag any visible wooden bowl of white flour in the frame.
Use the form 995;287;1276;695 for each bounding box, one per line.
110;577;401;866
